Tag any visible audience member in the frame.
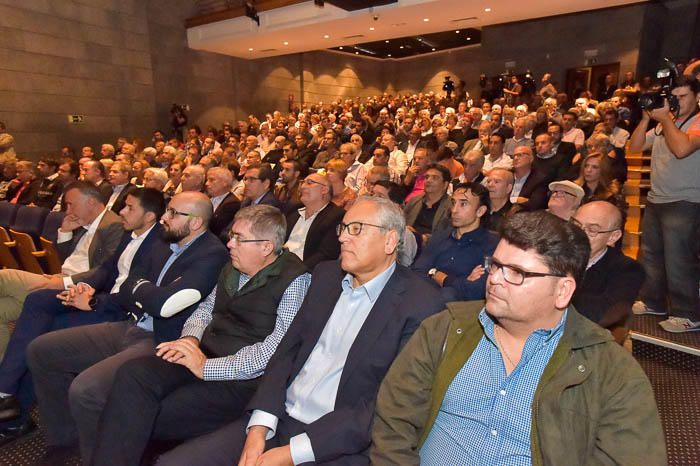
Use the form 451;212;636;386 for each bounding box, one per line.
482;134;513;172
547;180;584;220
205;167;240;239
484;167;515;232
326;158;357;209
510;145;548;211
404;164;452;242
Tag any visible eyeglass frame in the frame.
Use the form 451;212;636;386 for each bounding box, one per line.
165;207;196;219
550;190;577;198
484;256;565;286
227;231;271;245
570;218;619;237
336;221;387;237
302;178;330;188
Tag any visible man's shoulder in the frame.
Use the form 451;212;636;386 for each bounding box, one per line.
99;209;122;228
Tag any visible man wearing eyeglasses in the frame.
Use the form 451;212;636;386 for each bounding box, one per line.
372;211;665;466
284;173;344;269
27;191;228;465
240;164;281;210
82;205;311;466
546;180;584;221
571;201;644;344
158;196;445;466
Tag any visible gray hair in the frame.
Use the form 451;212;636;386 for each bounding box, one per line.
145;167;168;186
233;204;287;253
355;195;406;256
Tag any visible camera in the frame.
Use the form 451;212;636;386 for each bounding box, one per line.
639;58;680;112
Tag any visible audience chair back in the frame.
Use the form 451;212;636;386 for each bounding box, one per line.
0;227;20;269
8;229;45;274
0;202;19;229
41;211;65;243
11;206;50;243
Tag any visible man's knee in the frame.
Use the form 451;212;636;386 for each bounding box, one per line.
26;332;54;372
68;371;106;415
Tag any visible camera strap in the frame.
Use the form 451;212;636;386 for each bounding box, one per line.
656;108;699;136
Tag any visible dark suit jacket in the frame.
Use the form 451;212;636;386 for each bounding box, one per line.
55;209;124;283
209;193;240;239
241;191;282;210
572;247;644;330
7;179;41;205
118;230;228;343
514;169;549;211
109;184;136;214
247;261;445;462
285;203;345;269
95;179;113;204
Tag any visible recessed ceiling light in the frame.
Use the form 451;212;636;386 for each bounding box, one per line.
355;51;359;55
456;30;460;34
369;26;375;31
400;46;404;49
467;37;471;41
248;47;254;51
323;34;329;39
387;54;392;57
283;41;289;45
339;46;343;49
431;48;436;51
385;40;389;43
423;18;429;22
484;8;491;12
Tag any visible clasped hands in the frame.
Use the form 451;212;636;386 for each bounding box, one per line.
238;426;293;466
56;283;95;311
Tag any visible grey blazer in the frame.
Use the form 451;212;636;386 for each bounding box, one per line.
403;194;452;236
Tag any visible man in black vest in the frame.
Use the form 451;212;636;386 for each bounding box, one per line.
87;205;311;466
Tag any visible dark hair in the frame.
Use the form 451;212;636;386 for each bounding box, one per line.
188;125;202;135
373;145;391;159
282;159;302;173
425;163;452;183
500;211;590;285
38;157;59;172
61;159;80;177
247;163;275;186
563;111;578;121
374;180;407;205
489;133;505;144
673;75;700;93
64;180;106;204
225;159;241;179
602;109;618;120
127;187;166;219
453;182;491;211
87;160;106;178
435;146;455;161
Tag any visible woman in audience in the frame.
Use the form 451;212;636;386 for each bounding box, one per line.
326;158;357;209
575;152;623;206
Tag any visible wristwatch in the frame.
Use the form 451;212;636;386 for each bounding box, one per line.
428;268;438;278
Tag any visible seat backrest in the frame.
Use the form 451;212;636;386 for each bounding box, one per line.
0;226;20;269
9;229;45;274
39;237;62;274
11;205;49;239
41;211;66;243
0;202;19;228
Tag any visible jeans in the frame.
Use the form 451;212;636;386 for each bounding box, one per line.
638;200;700;320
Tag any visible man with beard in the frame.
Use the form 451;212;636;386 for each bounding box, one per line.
0;188;165;444
26;192;227;464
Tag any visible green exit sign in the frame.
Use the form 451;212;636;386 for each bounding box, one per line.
67;114;85;124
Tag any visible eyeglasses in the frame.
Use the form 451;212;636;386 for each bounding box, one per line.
243;176;261;182
227;231;270;245
550;190;576;198
336;222;386;237
302;178;329;188
570;218;619;237
485;256;564;286
165;207;194;218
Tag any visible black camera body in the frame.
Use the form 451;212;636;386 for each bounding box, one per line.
639;59;680;112
442;76;455;93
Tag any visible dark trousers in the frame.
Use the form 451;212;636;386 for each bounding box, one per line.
91;355;258;466
0;289;121;426
156;414;369;466
26;321;155;463
639;200;700;320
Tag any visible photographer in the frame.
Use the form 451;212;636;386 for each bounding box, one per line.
629;75;700;333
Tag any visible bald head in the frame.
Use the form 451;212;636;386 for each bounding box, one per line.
174;191;213;225
181;165;206;192
576;201;622;230
572;200;624;258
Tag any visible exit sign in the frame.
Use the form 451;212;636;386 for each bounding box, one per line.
67;114;85;124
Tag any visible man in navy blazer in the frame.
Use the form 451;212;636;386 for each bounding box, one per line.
0;188;167;441
158;196;445;466
26;192;228;465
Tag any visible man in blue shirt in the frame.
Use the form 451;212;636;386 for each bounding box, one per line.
413;182;498;301
371;211;665;465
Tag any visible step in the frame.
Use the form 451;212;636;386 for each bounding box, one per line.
627;167;651;174
630;314;700;357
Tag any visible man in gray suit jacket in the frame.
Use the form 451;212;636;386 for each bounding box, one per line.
0;181;123;357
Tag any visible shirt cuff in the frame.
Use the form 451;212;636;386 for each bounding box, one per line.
289;433;315;465
63;276;74;289
56;230;73;243
247;410;278;440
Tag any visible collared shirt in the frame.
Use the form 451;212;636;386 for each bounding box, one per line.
252;192;267;205
345;161;367;193
106;183;127;210
285;205;327;260
420;308;567;466
405;140;420;163
609;126;630;149
483;153;513;172
562;127;585;147
181;272;311;380
110;224;155;294
510;171;530;203
587;247;608;270
389;148;408;176
248;262;398;465
136;230;206;332
210;192;228;212
58;208;109;287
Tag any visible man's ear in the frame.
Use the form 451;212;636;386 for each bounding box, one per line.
606;229;623;247
554;276;577;310
476;204;488;219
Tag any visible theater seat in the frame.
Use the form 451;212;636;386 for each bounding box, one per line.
31;211;66;275
0;227;20;270
7;229;45;274
0;202;19;229
10;205;49;244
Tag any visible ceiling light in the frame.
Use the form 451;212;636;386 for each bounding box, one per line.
369;26;375;31
283;41;289;45
248;47;254;51
400;46;404;49
385;40;389;43
432;48;436;51
387;54;392;57
423;18;429;22
339;46;343;50
484;8;491;12
323;34;329;39
467;37;471;41
355;51;359;54
456;30;460;34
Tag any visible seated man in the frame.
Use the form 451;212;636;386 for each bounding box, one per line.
284;173;345;269
547;180;584;220
0;188;165;442
241;163;282;209
205;167;240;239
571;201;644;344
26;192;228;465
510;145;548;211
88;205;311;466
0;181;123;357
371;211;665;465
484;167;514;233
404;164;452;244
157;196;445;466
413;182;498;302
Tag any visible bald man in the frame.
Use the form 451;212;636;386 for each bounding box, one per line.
571;201;644;344
27;191;229;464
205;167;240;239
181;165;206;192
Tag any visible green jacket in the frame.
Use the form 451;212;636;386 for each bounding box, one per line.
370;300;666;466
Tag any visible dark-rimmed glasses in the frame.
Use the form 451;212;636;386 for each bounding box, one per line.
227;231;270;245
570;218;619;237
485;256;565;286
165;207;194;219
336;222;386;237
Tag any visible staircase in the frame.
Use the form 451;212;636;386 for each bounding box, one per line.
623;148;700;466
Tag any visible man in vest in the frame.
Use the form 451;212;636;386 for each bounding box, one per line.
87;204;311;466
